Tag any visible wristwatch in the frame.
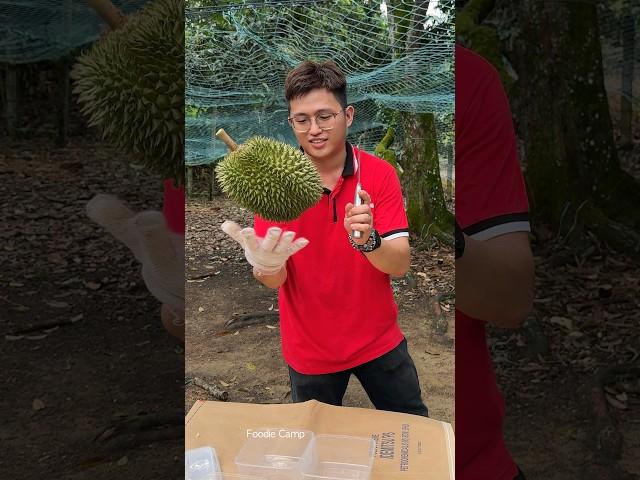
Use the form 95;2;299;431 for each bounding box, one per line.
455;220;465;259
349;229;382;253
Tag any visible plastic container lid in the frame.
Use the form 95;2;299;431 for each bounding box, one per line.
211;475;267;480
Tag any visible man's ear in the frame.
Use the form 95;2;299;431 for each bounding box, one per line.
345;105;355;127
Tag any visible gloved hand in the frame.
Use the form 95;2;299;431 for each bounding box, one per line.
86;194;184;314
221;220;309;275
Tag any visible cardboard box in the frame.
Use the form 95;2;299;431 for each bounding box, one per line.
185;400;454;479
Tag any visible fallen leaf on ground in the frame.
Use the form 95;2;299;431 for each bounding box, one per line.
47;301;69;308
549;316;573;329
605;393;627;410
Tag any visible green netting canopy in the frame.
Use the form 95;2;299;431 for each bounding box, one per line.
185;0;455;172
0;1;149;64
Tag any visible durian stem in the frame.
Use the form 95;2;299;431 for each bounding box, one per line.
215;128;239;151
87;0;125;29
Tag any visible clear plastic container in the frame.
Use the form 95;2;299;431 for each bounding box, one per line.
211;475;267;480
299;435;376;480
185;446;221;480
235;428;314;479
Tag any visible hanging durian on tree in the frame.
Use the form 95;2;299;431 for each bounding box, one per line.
71;0;184;183
215;130;323;222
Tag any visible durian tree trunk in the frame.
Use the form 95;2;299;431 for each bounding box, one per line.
56;0;72;147
388;0;453;243
620;10;634;150
460;0;640;258
56;58;70;148
401;112;454;243
374;127;402;177
209;163;221;199
186;166;193;197
5;64;18;139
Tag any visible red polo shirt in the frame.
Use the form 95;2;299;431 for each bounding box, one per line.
254;143;408;374
456;46;531;479
162;178;185;235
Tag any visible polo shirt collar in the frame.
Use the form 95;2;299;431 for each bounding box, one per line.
343;142;355;177
299;141;356;178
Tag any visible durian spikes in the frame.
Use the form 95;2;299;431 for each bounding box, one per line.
215;130;323;222
72;0;184;183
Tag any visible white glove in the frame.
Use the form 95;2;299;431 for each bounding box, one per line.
86;194;184;313
221;220;309;275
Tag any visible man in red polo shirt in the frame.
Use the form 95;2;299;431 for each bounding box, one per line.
455;45;534;479
222;60;428;416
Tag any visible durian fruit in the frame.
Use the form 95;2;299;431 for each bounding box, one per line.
71;0;184;183
216;136;323;221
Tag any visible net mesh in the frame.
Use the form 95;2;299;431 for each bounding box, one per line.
185;0;455;178
598;1;639;134
0;1;149;64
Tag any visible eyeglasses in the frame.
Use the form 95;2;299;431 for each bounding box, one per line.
287;110;344;133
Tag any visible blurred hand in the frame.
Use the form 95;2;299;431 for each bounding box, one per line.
86;194;184;316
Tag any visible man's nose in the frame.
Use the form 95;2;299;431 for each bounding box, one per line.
308;117;323;135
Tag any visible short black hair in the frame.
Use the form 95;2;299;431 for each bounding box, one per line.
284;60;347;109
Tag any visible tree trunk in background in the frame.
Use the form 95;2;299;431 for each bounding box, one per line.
5;65;18;139
620;10;634;150
388;0;453;242
56;58;70;148
401;113;453;241
460;0;640;256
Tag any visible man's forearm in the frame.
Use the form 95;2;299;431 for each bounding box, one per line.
252;265;287;289
364;239;410;277
456;232;534;328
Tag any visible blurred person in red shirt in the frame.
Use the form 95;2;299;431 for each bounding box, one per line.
455;45;534;480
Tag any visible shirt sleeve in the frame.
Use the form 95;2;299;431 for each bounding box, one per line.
374;165;410;241
455;52;530;241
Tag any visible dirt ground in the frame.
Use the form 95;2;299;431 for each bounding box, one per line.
1;137;183;479
494;139;640;479
494;243;640;480
184;196;455;427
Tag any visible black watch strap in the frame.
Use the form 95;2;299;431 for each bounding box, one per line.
455;220;465;259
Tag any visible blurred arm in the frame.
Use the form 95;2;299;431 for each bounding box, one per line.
456;231;534;328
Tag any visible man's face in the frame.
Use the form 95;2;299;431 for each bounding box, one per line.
288;88;354;164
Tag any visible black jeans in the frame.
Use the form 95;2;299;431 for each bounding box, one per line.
288;338;428;417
